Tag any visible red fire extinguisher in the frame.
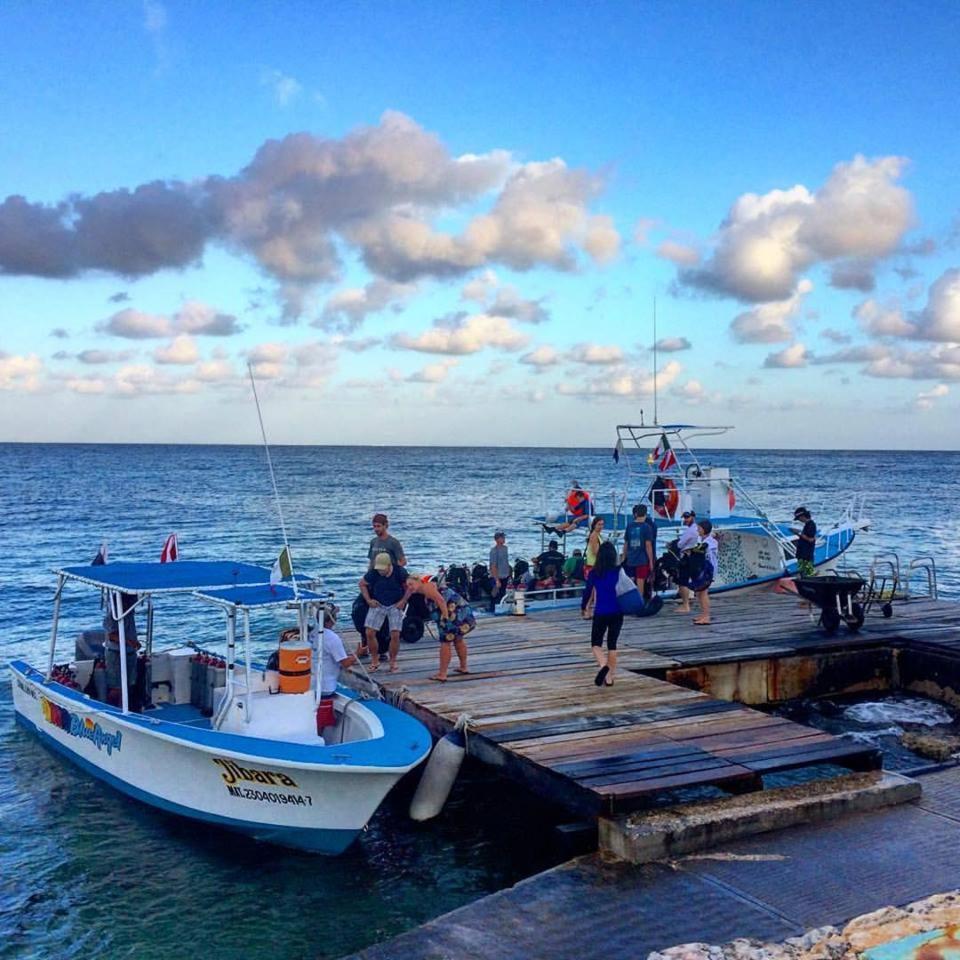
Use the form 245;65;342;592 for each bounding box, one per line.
315;699;335;734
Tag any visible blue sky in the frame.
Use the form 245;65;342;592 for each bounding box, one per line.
2;0;959;447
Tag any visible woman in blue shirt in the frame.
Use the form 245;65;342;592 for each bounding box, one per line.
580;541;623;687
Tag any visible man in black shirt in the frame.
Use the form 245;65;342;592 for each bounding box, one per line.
535;539;566;582
793;506;817;577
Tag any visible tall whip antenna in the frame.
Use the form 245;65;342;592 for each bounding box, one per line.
247;363;298;597
653;296;659;426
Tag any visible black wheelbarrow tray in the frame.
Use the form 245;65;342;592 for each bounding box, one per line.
794;575;866;635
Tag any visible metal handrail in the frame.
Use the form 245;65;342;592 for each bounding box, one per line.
907;556;939;600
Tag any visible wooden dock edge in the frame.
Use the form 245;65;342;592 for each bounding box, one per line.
598;770;921;863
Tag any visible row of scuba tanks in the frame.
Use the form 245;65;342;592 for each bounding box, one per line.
190;653;226;715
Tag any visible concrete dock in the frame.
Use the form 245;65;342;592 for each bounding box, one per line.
338;589;960;959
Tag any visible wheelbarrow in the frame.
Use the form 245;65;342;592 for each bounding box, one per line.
794;575;868;636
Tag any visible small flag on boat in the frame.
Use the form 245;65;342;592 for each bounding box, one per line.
612;439;623;463
270;546;293;586
91;541;108;566
648;434;663;466
657;433;677;472
160;533;179;563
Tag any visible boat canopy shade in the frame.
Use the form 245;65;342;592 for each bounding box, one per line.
55;560;314;594
194;584;328;609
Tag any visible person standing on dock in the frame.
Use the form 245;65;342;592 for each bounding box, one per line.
675;510;699;614
793;506;817;578
368;513;406;568
622;504;655;598
580;541;623;688
691;519;719;626
359;553;409;672
488;531;511;610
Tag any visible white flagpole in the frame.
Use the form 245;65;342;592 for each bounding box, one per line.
247;364;299;598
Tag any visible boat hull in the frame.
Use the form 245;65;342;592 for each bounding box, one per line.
11;663;427;854
494;524;858;614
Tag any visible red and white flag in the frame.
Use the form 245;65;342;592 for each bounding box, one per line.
657;433;677;472
160;533;179;563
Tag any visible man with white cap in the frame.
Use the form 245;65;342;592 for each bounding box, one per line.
358;553;409;672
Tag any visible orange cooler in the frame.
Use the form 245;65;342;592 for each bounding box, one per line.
278;638;311;694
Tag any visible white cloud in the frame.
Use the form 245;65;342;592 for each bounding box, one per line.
567;342;625;365
260;69;302;107
679;155;914;303
0;352;43;391
854;269;960;342
76;349;135;364
556;360;681;399
854;298;913;337
655;336;692;352
99;302;240;339
318;279;415;333
100;308;172;339
763;342;809;368
731;279;813;344
656;240;700;266
461;270;499;303
391;313;529;355
914;383;949;411
406;359;459;383
154;335;200;365
519;345;562;368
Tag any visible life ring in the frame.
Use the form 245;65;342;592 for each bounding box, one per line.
652;477;679;519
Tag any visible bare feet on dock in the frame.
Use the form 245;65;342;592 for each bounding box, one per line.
693;617;711;625
389;662;399;673
675;606;691;614
428;674;447;682
369;661;380;672
455;667;470;674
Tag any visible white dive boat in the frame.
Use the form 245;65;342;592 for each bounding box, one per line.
494;423;868;614
11;560;431;854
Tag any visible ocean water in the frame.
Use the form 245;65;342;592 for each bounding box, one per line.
1;443;959;959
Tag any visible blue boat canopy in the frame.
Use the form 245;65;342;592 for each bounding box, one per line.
56;560;315;594
195;584;328;609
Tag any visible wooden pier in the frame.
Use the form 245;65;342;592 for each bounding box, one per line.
346;592;960;818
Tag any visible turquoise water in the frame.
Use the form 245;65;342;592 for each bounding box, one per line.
1;444;959;959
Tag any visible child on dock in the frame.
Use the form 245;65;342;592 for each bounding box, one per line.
691;519;718;625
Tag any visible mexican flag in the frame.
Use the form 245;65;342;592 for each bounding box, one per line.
270;546;293;586
657;433;677;472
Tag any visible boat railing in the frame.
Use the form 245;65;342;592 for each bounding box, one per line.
906;556;939;600
833;491;869;530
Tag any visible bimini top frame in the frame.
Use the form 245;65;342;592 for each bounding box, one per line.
46;560;322;716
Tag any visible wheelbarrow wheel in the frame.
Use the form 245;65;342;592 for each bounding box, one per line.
820;607;841;636
881;602;893;619
845;602;865;633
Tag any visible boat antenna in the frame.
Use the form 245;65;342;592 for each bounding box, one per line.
247;363;298;598
653;296;658;426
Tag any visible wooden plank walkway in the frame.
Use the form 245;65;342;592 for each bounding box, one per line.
334;591;960;817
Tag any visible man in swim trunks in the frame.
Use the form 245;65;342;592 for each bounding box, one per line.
359;553;409;672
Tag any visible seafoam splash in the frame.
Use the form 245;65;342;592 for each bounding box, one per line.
843;698;955;728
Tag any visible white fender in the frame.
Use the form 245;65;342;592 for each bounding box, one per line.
409;731;466;821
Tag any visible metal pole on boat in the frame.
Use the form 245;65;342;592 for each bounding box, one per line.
653;297;658;426
45;575;65;681
247;363;299;599
242;609;252;722
116;592;129;714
